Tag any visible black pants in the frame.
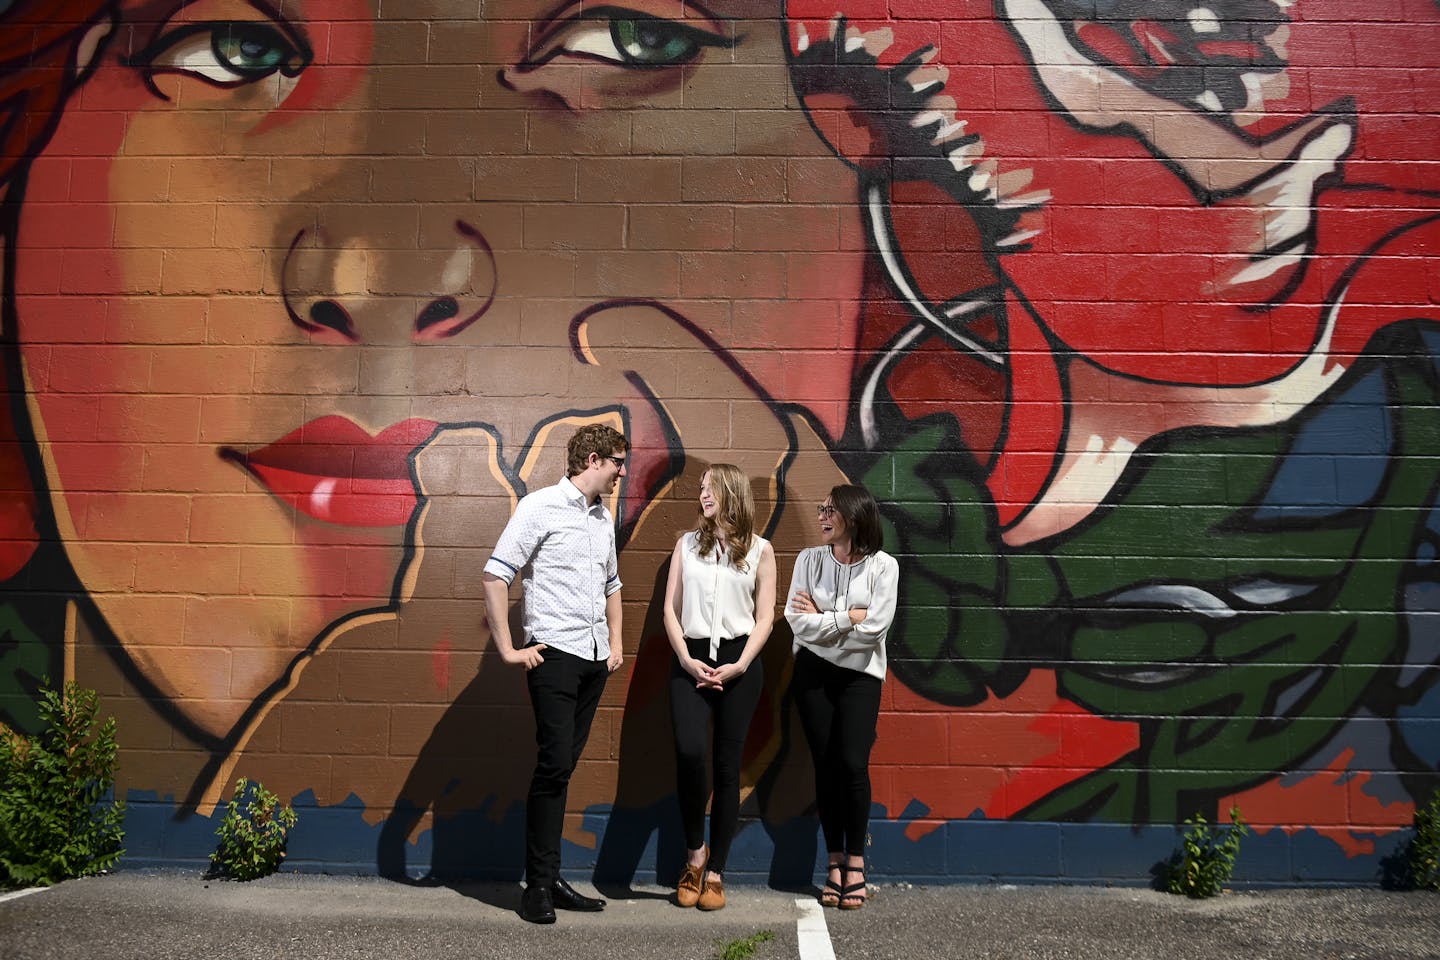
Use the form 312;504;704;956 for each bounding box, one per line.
792;647;883;858
525;645;609;886
669;635;765;874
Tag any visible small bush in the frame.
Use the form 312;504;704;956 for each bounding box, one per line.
1409;791;1440;892
1166;805;1248;898
0;681;126;888
210;777;297;881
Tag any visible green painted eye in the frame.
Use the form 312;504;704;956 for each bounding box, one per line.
124;17;310;89
609;17;704;66
213;25;297;77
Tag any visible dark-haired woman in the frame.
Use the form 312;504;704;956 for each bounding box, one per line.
663;464;777;910
786;484;899;911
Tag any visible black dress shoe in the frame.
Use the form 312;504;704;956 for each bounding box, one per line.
519;884;557;924
550;877;606;912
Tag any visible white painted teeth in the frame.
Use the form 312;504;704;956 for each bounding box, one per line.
995;190;1051;210
1194;90;1223;112
933;120;967;142
947;141;981;170
996;229;1041;248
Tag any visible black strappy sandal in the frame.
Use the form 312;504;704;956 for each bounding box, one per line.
820;863;844;908
838;863;867;910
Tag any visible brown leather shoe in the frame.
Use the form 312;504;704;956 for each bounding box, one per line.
696;873;726;911
676;847;707;908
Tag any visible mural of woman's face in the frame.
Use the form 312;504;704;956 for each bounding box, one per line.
12;0;865;737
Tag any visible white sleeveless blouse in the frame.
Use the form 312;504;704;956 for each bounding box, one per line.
678;530;768;659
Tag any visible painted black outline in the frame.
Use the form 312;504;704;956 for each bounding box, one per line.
279;221;497;342
514;0;742;80
122;1;312;101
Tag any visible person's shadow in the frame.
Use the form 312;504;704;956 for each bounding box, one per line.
376;558;822;909
376;626;535;911
592;556;820;897
591;562;686;898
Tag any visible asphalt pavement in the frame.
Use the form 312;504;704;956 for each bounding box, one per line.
2;870;1438;960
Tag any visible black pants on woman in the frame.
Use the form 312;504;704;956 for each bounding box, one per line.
792;646;883;857
669;635;765;874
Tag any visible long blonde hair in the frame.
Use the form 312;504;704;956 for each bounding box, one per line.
695;464;755;571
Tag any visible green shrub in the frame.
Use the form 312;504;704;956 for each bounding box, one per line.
1409;791;1440;892
210;777;297;881
717;930;774;960
0;681;125;888
1166;805;1248;898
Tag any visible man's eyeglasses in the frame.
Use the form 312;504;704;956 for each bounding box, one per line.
816;504;836;518
601;454;627;468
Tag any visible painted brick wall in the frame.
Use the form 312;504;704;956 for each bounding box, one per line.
1;0;1438;885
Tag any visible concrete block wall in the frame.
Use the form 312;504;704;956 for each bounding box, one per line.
1;0;1437;884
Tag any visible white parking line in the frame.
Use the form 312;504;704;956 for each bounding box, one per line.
795;897;836;960
0;886;47;905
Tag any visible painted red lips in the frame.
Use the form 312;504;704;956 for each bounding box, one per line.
222;417;439;527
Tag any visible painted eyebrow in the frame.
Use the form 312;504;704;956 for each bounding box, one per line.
518;3;743;73
530;0;744;49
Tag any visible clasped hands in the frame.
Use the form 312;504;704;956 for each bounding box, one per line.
683;657;747;691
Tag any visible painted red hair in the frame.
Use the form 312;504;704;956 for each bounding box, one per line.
0;0;111;187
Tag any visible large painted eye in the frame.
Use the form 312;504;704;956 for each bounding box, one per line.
212;24;298;77
128;20;309;87
533;5;735;69
608;16;708;66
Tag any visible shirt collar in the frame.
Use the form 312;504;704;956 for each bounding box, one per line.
559;475;604;515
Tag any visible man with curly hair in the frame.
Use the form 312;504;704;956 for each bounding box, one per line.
482;423;628;923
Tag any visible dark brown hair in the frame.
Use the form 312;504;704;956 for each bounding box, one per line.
829;483;883;557
565;423;628;477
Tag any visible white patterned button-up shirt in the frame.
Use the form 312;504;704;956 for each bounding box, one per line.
484;476;622;661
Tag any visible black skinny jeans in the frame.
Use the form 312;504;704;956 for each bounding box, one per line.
792;646;883;858
524;645;609;887
669;635;764;875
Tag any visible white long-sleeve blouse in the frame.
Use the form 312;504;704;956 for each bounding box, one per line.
785;546;899;680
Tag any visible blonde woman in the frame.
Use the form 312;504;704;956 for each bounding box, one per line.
663;465;777;910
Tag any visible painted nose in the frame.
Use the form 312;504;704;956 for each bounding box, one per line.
281;219;496;343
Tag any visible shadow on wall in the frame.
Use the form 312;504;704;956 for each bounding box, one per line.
376;561;821;895
376;654;533;887
591;571;821;895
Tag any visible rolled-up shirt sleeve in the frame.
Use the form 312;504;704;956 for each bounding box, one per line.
484;498;539;584
604;537;622;597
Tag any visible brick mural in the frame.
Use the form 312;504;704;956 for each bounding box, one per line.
0;0;1437;883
